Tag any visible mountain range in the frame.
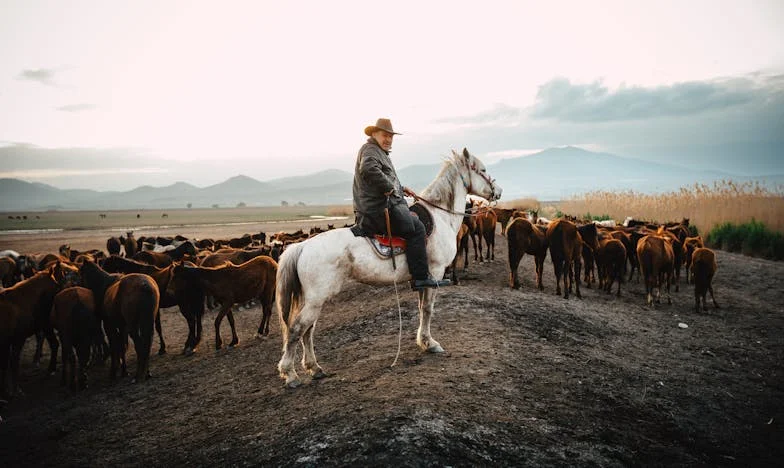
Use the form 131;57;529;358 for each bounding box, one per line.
1;147;780;211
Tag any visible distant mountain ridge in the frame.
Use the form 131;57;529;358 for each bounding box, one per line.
1;148;779;211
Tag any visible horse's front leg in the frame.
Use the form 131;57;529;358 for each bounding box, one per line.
417;289;444;353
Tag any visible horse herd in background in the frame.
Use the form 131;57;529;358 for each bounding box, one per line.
0;202;719;400
461;204;719;311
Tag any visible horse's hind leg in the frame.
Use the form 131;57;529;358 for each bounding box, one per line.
279;303;323;387
225;309;240;348
155;313;166;355
75;341;90;390
45;326;59;375
302;321;327;379
33;330;44;367
214;306;228;350
417;289;444;353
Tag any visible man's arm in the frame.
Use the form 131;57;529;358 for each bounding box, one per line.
359;151;395;195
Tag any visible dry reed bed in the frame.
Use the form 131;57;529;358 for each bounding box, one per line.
559;180;784;234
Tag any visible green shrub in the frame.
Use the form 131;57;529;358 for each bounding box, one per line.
584;212;612;221
707;220;784;260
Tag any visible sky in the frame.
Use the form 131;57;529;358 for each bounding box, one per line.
1;0;783;191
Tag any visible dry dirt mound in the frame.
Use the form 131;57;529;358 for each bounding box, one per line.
1;233;782;467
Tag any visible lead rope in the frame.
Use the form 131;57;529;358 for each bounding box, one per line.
390;277;403;367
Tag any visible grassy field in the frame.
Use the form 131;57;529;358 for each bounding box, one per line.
0;205;354;232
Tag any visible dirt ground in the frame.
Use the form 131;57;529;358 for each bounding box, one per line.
1;222;782;467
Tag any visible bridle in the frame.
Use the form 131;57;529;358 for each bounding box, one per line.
409;159;498;217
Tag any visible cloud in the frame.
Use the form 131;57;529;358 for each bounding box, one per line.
530;76;774;122
17;68;58;86
55;103;95;112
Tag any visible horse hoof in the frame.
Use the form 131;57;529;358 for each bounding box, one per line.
311;369;329;380
427;344;445;353
158;349;167;356
285;379;302;389
183;347;195;356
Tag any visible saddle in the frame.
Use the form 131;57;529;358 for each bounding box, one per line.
351;203;434;259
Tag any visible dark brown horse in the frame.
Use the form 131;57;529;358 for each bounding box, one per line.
100;255;176;355
79;260;160;382
595;238;626;297
0;262;79;398
123;231;137;258
133;241;197;267
577;223;600;289
106;236;122;256
507;218;549;290
0;257;16;287
50;286;103;390
200;247;270;268
172;255;277;350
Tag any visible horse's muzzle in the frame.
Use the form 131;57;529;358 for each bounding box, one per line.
491;185;503;201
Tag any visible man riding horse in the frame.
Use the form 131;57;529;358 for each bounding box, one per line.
352;118;439;290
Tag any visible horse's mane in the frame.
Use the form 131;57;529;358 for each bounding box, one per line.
420;150;462;210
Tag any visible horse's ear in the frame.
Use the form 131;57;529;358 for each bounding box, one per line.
462;148;470;160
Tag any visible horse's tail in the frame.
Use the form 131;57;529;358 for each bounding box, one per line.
276;242;304;341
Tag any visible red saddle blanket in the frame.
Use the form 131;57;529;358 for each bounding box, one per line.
373;234;407;249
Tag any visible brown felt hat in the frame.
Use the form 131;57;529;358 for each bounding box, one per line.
364;118;402;136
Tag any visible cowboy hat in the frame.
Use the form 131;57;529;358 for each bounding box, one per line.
364;118;402;136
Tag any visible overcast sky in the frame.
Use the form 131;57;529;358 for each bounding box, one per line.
1;0;782;191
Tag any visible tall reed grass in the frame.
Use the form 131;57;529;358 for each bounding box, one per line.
560;180;784;234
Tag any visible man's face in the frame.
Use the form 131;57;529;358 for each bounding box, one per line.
372;130;394;152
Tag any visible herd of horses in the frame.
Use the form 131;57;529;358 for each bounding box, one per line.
0;210;720;399
0;149;719;397
0;229;288;399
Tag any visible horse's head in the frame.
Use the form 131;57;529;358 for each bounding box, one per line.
455;148;502;202
49;260;81;289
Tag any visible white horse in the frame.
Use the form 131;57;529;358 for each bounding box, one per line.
275;148;502;387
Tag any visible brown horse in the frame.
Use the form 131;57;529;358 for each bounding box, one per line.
476;207;498;261
449;222;471;285
546;219;581;299
682;236;704;284
691;247;719;313
50;286;102;390
100;255;176;355
172;255;277;350
506;218;548;290
0;262;79;398
79;260;160;382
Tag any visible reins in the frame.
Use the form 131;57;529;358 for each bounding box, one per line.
407;191;496;217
